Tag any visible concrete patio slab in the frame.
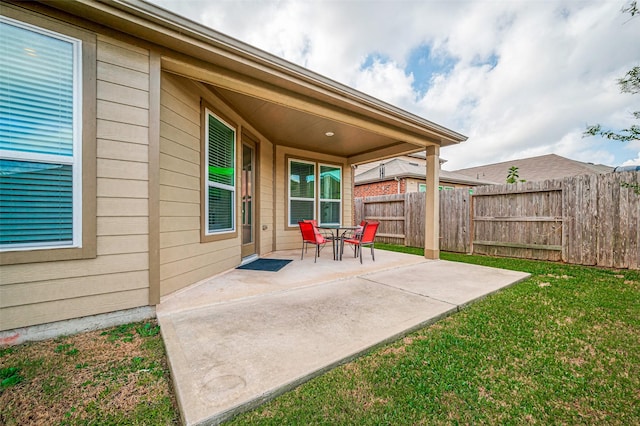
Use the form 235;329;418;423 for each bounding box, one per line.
363;260;528;306
157;252;530;425
157;248;426;314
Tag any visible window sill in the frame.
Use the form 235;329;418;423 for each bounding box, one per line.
0;244;97;266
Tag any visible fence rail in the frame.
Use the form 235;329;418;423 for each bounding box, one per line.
354;171;639;270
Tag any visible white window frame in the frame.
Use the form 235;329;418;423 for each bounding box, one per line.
318;162;342;226
0;16;83;251
204;109;236;235
288;159;343;227
288;158;316;227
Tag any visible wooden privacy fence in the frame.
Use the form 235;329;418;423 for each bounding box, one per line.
353;194;408;246
354;171;639;270
471;179;564;262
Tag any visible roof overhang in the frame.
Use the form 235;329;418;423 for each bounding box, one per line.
30;0;467;163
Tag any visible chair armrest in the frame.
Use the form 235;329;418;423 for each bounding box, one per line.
343;226;363;240
319;230;335;240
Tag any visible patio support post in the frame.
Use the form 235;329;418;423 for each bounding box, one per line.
424;145;440;259
148;51;161;304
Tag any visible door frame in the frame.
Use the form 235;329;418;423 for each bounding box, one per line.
241;131;259;259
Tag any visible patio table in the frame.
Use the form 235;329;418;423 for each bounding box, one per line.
317;225;360;260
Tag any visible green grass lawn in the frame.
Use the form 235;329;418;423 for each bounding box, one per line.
1;248;638;425
229;247;640;425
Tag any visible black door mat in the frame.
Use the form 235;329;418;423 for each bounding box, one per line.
236;258;292;272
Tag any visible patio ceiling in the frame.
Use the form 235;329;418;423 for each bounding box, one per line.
211;85;422;161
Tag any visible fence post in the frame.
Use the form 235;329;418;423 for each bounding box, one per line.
404;192;409;246
469;191;475;254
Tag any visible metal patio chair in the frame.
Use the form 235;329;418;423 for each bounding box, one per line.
341;221;379;263
298;221;331;262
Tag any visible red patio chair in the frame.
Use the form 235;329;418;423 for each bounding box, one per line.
298;221;331;262
302;219;334;241
343;220;366;240
341;221;379;264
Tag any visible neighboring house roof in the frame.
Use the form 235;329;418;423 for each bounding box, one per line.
450;154;614;184
354;158;496;186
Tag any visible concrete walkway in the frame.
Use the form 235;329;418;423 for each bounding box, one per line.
157;250;529;425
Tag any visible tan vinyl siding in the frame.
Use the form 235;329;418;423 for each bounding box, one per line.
406;179;418;193
97;235;150;256
259;140;274;254
98;178;148;199
98;217;149;236
160;168;199;191
97;80;149;109
158;73;281;295
160;255;238;295
98;62;149;91
98;198;149;217
160;240;237;281
159;216;199;233
0;34;151;331
160;237;236;265
1;290;149;331
0;253;148;285
159;73;243;296
98;158;148;180
97;120;148;144
1;271;148;307
98;140;149;163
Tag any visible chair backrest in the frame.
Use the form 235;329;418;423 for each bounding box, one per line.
299;221;320;243
302;219;323;239
360;221;379;244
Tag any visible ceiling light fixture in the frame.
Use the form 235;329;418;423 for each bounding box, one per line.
325;131;335;137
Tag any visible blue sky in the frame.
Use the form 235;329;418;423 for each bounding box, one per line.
149;0;640;170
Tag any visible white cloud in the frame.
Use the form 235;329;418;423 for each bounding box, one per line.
149;0;640;170
622;153;640;166
354;58;416;108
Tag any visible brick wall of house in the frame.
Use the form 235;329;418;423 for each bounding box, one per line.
355;178;477;199
354;179;405;197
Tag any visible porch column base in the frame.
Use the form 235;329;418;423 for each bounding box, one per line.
424;248;439;260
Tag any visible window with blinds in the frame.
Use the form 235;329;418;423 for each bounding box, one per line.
205;110;236;234
0;17;81;250
319;164;341;225
288;159;342;226
288;159;315;226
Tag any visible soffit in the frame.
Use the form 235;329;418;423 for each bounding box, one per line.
213;86;410;158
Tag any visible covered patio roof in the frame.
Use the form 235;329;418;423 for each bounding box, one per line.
46;0;467;163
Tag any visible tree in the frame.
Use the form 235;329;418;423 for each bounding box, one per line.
506;166;526;184
584;1;639;143
584;1;640;195
584;65;640;142
623;0;639;16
